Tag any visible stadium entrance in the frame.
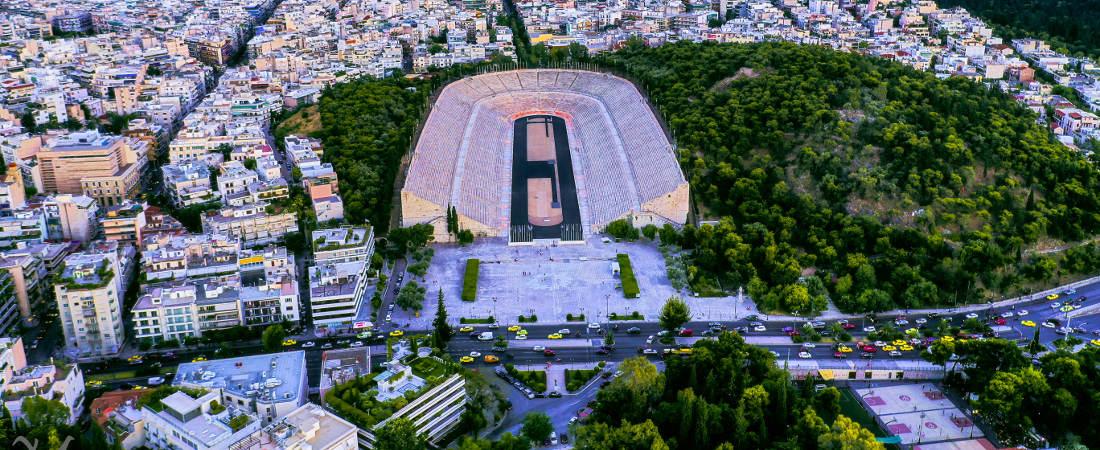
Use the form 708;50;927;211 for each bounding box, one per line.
509;115;582;244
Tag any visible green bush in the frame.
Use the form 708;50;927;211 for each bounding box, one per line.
505;364;547;392
566;313;586;322
565;368;601;392
462;259;479;301
518;314;538;323
617;253;639;298
606;219;639;241
459;316;495;324
609;311;644;321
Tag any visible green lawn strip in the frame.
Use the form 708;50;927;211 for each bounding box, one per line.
89;370;137;381
617;253;639;298
462;259;479;301
609;311;644;320
505;364;547;392
460;316;495;324
839;389;888;437
564;368;602;392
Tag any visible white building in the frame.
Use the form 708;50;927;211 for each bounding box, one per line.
308;261;368;330
230;403;358;450
143;390;262;450
55;252;125;356
174;351;308;425
311;226;374;264
0;337;85;425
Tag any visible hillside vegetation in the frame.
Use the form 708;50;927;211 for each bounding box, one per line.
600;41;1100;312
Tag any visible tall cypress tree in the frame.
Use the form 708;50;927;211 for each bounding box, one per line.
432;288;453;350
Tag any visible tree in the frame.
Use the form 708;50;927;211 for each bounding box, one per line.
521;412;553;443
659;296;691;332
0;403;13;443
395;280;427;311
375;418;427;450
604;329;615;347
261;324;287;352
20;396;69;428
818;415;885;450
432;288;453;350
243;158;257;170
794;407;830;450
574;419;669;450
1027;325;1043;357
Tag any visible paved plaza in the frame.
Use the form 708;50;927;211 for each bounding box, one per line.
854;384;984;445
393;236;746;328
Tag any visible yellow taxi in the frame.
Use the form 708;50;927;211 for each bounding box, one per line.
192;356;207;362
1091;339;1100;347
127;355;144;363
548;333;563;339
837;345;853;353
1047;293;1060;301
389;330;404;337
459;326;475;333
900;344;914;351
1022;320;1036;327
678;347;694;355
940;336;955;343
87;380;103;388
282;339;297;346
507;325;522;332
484;355;500;363
883;345;897;352
133;385;148;390
892;340;907;346
1061;305;1075;313
460;356;475;364
516;329;528;336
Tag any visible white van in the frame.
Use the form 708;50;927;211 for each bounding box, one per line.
478;331;494;341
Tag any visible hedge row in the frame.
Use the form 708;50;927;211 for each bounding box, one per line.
460;316;495;324
462;259;479;301
610;311;644;321
617;253;639;298
566;313;586;322
518;314;539;323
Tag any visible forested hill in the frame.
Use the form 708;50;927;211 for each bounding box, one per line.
936;0;1100;59
600;41;1100;313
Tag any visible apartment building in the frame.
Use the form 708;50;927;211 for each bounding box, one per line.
0;270;16;336
141;233;240;281
100;201;148;246
42;194;99;243
33;132;147;206
132;277;241;344
230;403;358;450
0;209;46;250
174;351;309;425
201;204;298;247
312;226;374;264
0;167;26;210
0;242;72;325
162;162;216;207
142;390;262;450
55;252;125;356
308;260;368;330
239;246;299;327
0;337;85;425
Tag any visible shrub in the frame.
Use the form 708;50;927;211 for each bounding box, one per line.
462;259;479;301
566;313;586;322
505;364;547;392
606;219;639;241
459;316;495;324
617;254;639;298
565;368;601;392
609;311;644;321
518;314;538;323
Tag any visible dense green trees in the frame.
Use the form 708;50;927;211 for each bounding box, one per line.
937;0;1100;59
598;41;1100;312
261;324;287;352
658;296;690;331
521;412;553;443
587;334;881;449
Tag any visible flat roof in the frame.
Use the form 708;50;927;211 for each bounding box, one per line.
175;351;305;405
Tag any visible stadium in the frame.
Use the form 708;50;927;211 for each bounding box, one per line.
401;69;689;244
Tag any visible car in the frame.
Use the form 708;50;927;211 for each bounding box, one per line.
148;376;165;386
1092;339;1100;347
862;345;877;353
459;326;475;333
863;326;876;333
646;335;655;344
874;341;886;347
469;351;482;358
300;341;316;348
569;416;579;425
532;345;546;352
1022;320;1036;327
995;317;1007;326
1061;305;1075;313
1018;309;1029;316
516;329;528;336
127;355;144;364
350;341;364;348
708;321;723;329
488;323;500;329
484;355;500;363
940;335;955;342
460;356;475;364
357;331;371;339
900;344;914;351
657;330;670;337
837;345;853;353
753;325;767;332
1000;311;1014;318
389;330;404;337
798;351;812;359
587;323;601;330
337;339;350;345
882;345;897;352
679;328;693;337
860;352;874;359
965;313;979;319
548;333;563;339
770;351;781;358
507;325;521;332
1050;302;1062;309
558;329;572;335
282;338;297;346
87;380;103;388
915;318;928;325
890;350;902;357
543;349;557;357
1047;293;1061;300
627;327;641;334
842;323;857;330
515;334;528;340
1064;288;1077;296
895;319;909;326
385;314;391;322
192;356;207;363
1056;327;1071;335
802;343;816;349
321;342;333;349
1042;321;1057;328
642;348;659;355
833;352;846;359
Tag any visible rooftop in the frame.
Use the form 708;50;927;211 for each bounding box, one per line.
233;403;357;450
174;351;306;406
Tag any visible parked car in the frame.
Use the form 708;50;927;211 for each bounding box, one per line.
147;376;165;386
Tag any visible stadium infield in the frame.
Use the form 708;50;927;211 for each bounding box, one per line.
510;115;581;240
